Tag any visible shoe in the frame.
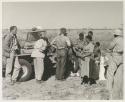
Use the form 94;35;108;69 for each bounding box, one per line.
70;72;75;77
60;79;66;81
36;79;43;84
76;73;80;77
5;77;12;83
8;80;16;86
55;78;58;81
55;78;66;81
16;81;21;84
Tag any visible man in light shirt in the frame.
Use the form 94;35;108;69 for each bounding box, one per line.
51;28;71;80
106;29;123;99
31;28;47;84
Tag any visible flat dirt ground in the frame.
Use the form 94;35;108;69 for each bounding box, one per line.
2;76;109;100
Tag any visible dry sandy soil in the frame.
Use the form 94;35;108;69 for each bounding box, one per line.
3;76;109;100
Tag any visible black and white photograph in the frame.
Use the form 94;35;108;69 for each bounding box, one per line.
2;0;124;100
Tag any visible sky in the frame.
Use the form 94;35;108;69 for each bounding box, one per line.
2;1;123;29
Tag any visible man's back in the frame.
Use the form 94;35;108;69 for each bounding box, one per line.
51;34;70;49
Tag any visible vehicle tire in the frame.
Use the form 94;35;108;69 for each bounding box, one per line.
18;59;33;82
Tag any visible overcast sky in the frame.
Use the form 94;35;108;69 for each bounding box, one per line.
2;1;123;29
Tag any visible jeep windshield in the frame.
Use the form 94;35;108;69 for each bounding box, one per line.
27;32;40;42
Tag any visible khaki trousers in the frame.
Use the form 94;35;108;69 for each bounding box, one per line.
112;64;123;99
56;49;67;80
6;52;21;82
34;58;44;80
106;53;123;99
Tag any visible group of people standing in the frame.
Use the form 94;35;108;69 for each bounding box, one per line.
71;31;101;83
51;28;100;82
3;26;123;100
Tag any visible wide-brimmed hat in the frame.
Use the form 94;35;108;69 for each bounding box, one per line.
113;29;122;36
29;26;45;33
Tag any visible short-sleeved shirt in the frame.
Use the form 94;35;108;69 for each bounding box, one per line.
31;39;47;58
73;39;85;54
75;39;85;48
109;36;123;53
84;42;94;53
51;34;71;49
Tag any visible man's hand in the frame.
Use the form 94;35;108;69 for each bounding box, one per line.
11;45;18;52
105;48;112;53
39;49;44;53
81;57;85;61
24;42;34;49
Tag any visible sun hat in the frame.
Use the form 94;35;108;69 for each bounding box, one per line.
29;26;45;33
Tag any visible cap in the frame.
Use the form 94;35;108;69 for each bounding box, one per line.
113;29;122;36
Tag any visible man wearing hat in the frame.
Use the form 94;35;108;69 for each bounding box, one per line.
51;28;71;80
31;26;47;83
29;26;45;41
106;29;123;99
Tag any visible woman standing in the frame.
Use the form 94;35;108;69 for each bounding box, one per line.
89;42;101;81
77;35;94;79
31;30;47;84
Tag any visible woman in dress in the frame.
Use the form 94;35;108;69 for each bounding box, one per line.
77;35;94;82
89;42;101;81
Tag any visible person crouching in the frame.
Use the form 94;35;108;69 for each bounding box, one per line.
31;28;47;84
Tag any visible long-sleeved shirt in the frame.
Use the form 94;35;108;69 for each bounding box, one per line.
51;34;71;49
109;36;123;53
3;33;20;57
3;33;14;53
31;39;47;58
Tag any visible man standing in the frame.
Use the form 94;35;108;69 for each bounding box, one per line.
3;26;21;85
51;28;71;80
31;27;47;84
72;32;85;77
106;29;123;99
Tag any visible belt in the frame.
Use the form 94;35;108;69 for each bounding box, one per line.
112;52;123;55
57;47;67;50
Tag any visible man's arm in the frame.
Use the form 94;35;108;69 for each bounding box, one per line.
15;35;21;49
108;39;116;51
50;37;57;47
66;37;71;47
82;44;94;58
41;40;47;51
51;36;57;45
3;34;12;53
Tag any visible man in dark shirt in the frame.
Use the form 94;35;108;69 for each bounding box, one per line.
3;26;21;85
